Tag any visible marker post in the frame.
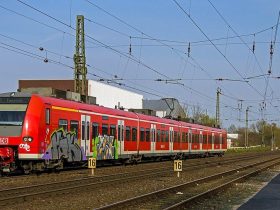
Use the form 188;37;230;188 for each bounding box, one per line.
174;160;182;178
88;158;96;176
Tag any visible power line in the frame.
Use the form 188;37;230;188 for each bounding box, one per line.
172;0;273;104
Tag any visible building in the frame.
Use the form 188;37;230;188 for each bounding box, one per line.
18;79;143;110
143;98;186;119
227;133;239;148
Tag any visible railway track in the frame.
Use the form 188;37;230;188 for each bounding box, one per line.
0;152;277;207
0;152;268;185
95;156;280;210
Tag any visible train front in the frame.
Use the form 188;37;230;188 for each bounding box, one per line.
0;92;31;174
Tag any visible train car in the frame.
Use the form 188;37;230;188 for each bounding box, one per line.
0;92;227;174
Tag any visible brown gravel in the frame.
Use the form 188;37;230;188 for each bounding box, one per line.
1;151;279;210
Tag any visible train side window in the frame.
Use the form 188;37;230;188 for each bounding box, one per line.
182;132;186;142
118;125;124;141
82;121;85;140
199;134;203;144
45;108;50;125
219;135;222;144
203;135;207;144
156;130;161;142
132;127;137;141
140;128;145;141
174;131;178;142
59;119;68;131
193;133;198;143
214;135;219;144
125;126;131;141
145;129;150;142
70;120;79;136
212;134;214;144
161;130;165;142
188;132;192;143
177;132;181;142
92;123;99;139
110;125;116;139
87;121;90;140
165;131;169;142
102;124;108;135
223;136;226;145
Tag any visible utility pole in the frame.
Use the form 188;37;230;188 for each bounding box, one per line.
216;87;221;128
74;15;87;103
245;107;249;148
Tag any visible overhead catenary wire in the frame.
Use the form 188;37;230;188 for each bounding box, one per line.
3;0;278;125
172;0;280;117
15;0;228;106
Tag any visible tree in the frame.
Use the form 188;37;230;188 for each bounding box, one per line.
228;124;238;133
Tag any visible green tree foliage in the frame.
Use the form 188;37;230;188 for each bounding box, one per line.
230;120;280;148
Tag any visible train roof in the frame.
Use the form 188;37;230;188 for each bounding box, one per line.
33;94;225;133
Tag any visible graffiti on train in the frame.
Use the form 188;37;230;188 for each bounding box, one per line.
92;135;118;160
48;129;83;162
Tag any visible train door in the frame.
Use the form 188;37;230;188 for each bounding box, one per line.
219;133;222;150
188;129;192;153
44;104;51;152
151;124;156;153
199;130;203;151
117;120;124;156
169;127;174;153
212;133;214;150
81;115;91;157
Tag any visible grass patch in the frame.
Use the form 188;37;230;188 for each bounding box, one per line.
226;146;271;154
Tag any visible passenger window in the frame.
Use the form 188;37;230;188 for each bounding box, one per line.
182;132;186;142
140;128;145;142
82;121;85;140
203;135;207;144
87;121;90;140
45;108;50;125
59;119;68;131
118;125;123;141
165;131;169;142
126;126;131;141
156;130;161;142
214;135;219;144
102;124;108;135
177;132;181;142
188;132;192;143
161;130;165;142
174;131;178;142
110;125;116;139
145;129;150;142
132;127;137;141
70;120;79;136
92;123;99;139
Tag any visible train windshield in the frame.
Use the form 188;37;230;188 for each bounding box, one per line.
0;110;26;126
0;103;28;137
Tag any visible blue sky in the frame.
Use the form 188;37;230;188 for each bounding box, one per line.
0;0;280;129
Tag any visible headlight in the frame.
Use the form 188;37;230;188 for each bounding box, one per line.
23;136;33;142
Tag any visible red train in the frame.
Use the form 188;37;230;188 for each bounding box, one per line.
0;92;227;174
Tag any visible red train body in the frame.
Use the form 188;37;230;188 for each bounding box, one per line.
0;93;227;174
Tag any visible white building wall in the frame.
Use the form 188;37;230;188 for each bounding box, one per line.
156;111;167;118
88;80;143;110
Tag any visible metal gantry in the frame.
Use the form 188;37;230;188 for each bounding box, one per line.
74;15;88;103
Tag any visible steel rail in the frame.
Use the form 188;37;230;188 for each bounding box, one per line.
94;156;280;210
0;153;275;206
